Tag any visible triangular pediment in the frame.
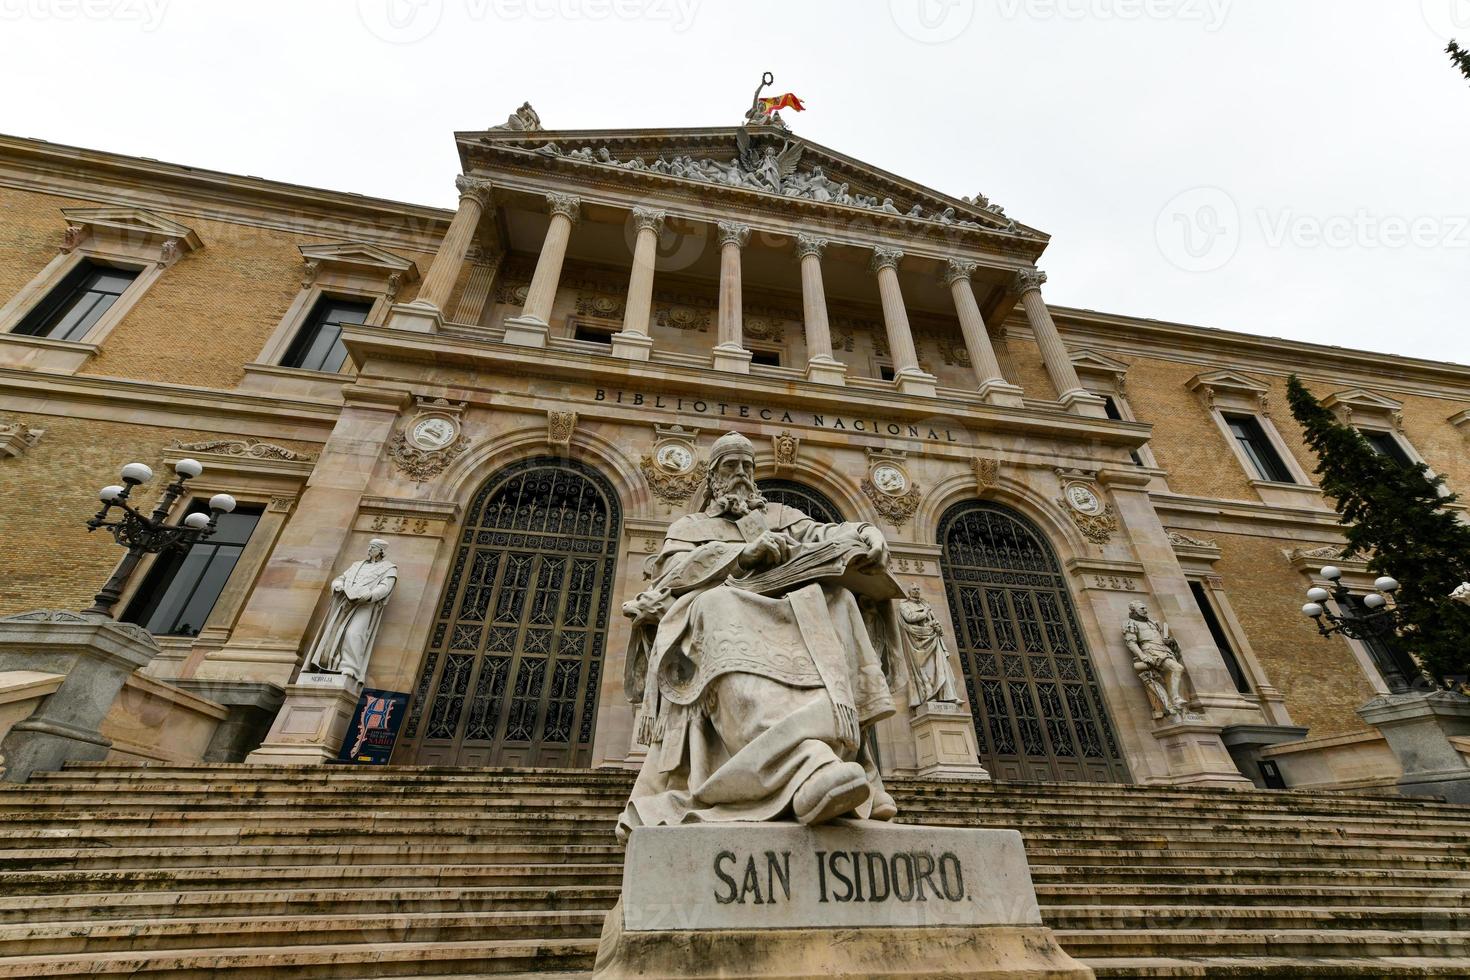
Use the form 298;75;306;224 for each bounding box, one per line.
1187;369;1271;395
60;206;202;250
299;242;420;278
459;124;1047;255
1070;349;1131;375
1321;388;1403;413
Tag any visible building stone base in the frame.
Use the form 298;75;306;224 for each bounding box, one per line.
910;701;990;780
1145;720;1254;789
502;314;550;348
804;355;847;386
0;611;159;782
593;821;1091;980
712;343;753;374
384;300;442;334
1358;691;1470;803
978;378;1026;407
610;331;654;361
176;679;285;762
893;368;938;397
245;672;361;765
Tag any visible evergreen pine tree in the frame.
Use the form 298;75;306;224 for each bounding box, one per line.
1450;41;1470;84
1287;376;1470;686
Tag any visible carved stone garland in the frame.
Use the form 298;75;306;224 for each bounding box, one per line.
386;430;471;482
640;455;706;505
861;477;922;528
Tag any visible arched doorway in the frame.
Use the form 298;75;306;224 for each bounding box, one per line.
397;457;622;768
937;501;1129;783
757;479;843;523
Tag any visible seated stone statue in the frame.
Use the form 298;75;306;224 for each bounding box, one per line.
1123;600;1188;720
618;431;907;840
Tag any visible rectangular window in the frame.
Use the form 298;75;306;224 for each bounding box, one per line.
749;348;782;367
281;296;372;373
1224;413;1295;483
1101;395;1145;466
1188;580;1251;695
572;321;614;345
123;503;262;637
878;364;896;382
1360;429;1415;468
14;260;141;342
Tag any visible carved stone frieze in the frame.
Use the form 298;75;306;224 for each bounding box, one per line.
772;430;799;470
548;410;577;450
2;609;154;645
1167;530;1219;550
172;438;318;462
861;476;922;528
0;418;43;459
655;306;711;332
1066;503;1117;545
640;453;705;504
576;291;625;320
971;457;999;494
59;224;86;253
386;429;471;482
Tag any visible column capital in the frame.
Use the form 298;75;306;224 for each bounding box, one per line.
794;234;828;260
631;206;666;234
1013;268;1048;294
546;192;581;224
716;220;751;248
942;258;978;287
453;174;494;208
870;246;904;273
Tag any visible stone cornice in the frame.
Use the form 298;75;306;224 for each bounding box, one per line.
0;133;451;254
0;368;338;441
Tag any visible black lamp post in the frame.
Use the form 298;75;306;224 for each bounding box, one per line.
1301;564;1424;692
83;458;237;619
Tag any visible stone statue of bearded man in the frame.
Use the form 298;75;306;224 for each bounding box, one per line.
618;431;907;839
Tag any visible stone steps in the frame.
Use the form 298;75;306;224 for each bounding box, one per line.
1;763;1467;978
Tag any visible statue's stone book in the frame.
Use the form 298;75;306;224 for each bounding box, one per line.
727;537;903;600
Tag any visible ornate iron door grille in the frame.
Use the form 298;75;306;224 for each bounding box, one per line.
756;479;843;524
399;457;621;768
938;502;1130;783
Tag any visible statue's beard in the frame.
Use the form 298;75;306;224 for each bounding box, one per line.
708;473;765;517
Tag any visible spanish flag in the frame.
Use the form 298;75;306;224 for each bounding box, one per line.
758;93;806;115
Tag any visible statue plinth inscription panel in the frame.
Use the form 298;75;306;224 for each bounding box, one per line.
619;822;1038;932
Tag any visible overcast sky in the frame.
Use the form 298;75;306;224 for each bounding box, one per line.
2;1;1466;365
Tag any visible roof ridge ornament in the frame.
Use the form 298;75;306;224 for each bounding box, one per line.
491;102;542;132
742;71;803;130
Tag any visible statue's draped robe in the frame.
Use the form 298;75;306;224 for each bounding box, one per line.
897;598;960;707
620;503;903;834
305;559;397;682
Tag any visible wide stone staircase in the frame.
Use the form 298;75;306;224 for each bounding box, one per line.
0;763;1467;978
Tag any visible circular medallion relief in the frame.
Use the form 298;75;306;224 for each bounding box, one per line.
1064;482;1104;516
409;415;459;452
655;442;695;475
870;463;910;495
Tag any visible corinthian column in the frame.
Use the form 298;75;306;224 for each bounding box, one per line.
611;206;664;361
712;220;752;374
1013;269;1105;417
796;235;845;386
871;247;937;397
504;192;580;348
944;259;1024;407
388;175;492;333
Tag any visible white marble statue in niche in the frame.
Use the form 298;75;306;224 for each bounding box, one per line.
304;538;398;683
619;431;911;839
1123;600;1188;720
896;586;961;706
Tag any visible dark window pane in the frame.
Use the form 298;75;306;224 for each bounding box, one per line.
281;296;372;373
1361;429;1414;468
1224;414;1295;483
1342;594;1421;694
1101;396;1146;465
14;260;141;342
573;323;612;345
750;349;781;367
1188;580;1251;694
878;364;896;382
123;503;262;637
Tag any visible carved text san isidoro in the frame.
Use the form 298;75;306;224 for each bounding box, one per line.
593;388;963;443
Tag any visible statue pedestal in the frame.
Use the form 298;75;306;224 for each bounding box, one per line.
1358;691;1470;803
1145;719;1254;789
0;611;160;782
592;821;1092;979
910;701;989;781
245;672;361;766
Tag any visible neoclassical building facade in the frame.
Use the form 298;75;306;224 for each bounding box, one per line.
1;108;1465;790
